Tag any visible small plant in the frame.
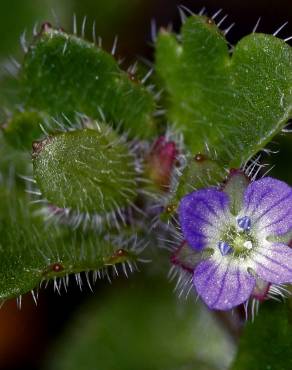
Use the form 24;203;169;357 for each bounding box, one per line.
0;7;292;369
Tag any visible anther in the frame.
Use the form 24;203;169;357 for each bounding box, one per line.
218;241;233;256
237;216;251;231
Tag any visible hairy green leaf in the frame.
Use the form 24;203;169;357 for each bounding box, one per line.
156;15;292;165
33;126;138;214
21;25;156;138
0;187;141;300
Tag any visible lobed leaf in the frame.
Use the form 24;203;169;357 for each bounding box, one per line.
156;15;292;166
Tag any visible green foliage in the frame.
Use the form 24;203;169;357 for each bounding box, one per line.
0;8;291;369
47;278;234;370
0;186;141;300
156;16;292;166
33;126;138;213
231;301;292;370
20;25;156;139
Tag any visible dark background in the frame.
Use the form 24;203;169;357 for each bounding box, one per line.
0;1;291;369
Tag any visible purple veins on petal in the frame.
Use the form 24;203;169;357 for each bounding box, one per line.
218;241;233;256
193;259;255;310
178;176;292;310
243;177;292;236
237;216;251;231
252;243;292;284
178;188;229;251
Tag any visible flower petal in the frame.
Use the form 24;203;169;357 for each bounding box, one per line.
193;259;255;310
243;177;292;236
178;189;229;251
252;243;292;284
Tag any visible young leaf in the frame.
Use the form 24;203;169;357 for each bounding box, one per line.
33;126;138;214
20;25;156;138
156;15;292;165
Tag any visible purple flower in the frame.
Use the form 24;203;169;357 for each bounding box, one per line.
178;176;292;310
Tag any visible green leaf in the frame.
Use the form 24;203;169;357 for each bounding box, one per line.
33;126;138;214
231;301;292;370
0;186;141;300
21;25;156;139
47;278;235;370
156;16;292;165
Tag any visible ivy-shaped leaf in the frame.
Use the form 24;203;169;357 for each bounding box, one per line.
156;15;292;166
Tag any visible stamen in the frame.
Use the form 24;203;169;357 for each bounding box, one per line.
237;216;251;231
218;241;233;256
243;241;253;250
